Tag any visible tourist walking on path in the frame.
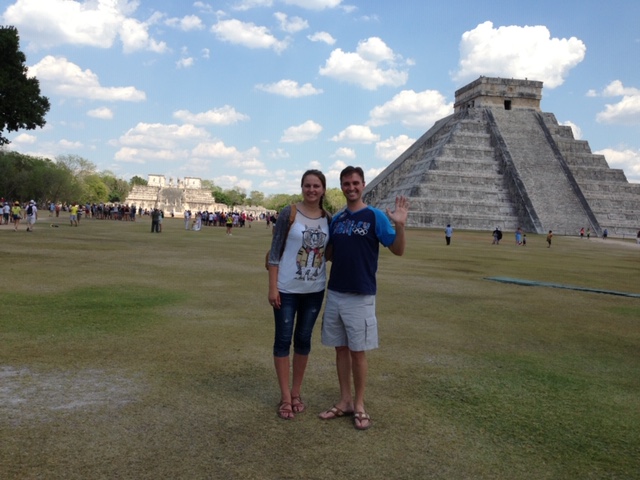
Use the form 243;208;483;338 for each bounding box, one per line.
226;213;233;235
515;227;523;245
546;230;553;248
151;208;161;233
492;227;502;245
11;201;22;231
69;203;79;226
267;170;331;420
603;228;608;240
637;230;640;245
445;224;453;245
580;227;585;239
184;210;191;230
318;165;408;431
2;202;9;225
26;200;37;232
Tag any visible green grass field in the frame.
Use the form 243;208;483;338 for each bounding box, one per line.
1;216;639;479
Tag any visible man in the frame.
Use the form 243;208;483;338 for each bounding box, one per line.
151;208;161;233
319;166;408;430
26;200;38;232
445;224;453;245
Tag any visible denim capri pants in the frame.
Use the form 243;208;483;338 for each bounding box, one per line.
273;290;325;357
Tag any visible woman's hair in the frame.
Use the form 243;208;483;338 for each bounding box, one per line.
301;169;326;211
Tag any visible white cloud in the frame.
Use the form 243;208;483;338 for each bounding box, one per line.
255;79;323;97
368;89;453;128
333;147;356;159
59;139;83;149
211;19;288;53
274;12;308;33
319;37;409;90
375;135;415;161
119;17;167;54
173;106;250;125
453;21;586;88
176;57;195;69
114;147;190;164
268;148;290;159
307;31;336;45
2;0;167;53
281;120;323;143
602;80;640;97
596;148;640;183
595;81;640;125
202;48;210;59
232;0;274;11
282;0;342;10
165;15;204;31
87;107;114;120
28;56;146;102
330;125;379;143
194;1;218;14
12;133;37;144
193;141;243;158
118;123;210;150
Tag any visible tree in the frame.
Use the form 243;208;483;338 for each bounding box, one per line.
100;172;130;203
226;187;247;209
0;26;50;146
247;190;265;207
129;175;148;187
324;187;345;213
55;154;96;178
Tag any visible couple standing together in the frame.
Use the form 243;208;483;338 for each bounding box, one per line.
267;166;408;430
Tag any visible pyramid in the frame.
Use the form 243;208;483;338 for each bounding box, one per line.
363;77;640;237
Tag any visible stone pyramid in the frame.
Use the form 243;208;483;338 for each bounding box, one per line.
363;77;640;237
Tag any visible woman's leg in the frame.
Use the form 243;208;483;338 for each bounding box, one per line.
290;290;324;412
273;292;297;418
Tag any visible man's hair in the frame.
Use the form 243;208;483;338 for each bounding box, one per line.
339;165;365;183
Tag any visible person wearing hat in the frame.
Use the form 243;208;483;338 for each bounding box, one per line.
26;200;38;232
11;201;22;231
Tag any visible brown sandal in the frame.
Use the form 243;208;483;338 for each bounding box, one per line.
291;396;306;414
318;405;354;420
353;412;372;430
277;401;294;420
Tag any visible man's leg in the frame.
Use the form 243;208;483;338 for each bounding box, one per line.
318;346;354;418
351;349;372;429
351;350;367;413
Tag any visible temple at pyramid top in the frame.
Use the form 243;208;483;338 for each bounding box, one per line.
454;77;543;112
363;76;640;237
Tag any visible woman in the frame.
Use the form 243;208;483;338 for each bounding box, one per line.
267;170;330;420
11;201;22;231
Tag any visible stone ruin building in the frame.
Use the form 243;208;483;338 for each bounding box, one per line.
125;174;268;217
363;76;640;237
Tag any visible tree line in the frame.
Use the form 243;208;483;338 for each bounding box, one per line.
0;149;347;213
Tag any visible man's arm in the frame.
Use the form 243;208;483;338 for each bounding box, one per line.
386;196;409;256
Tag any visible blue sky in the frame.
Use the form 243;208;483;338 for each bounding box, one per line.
2;0;639;195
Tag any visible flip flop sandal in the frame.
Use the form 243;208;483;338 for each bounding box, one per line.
318;405;354;420
353;412;372;430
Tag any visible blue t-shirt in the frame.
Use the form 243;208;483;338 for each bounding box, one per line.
328;205;397;295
